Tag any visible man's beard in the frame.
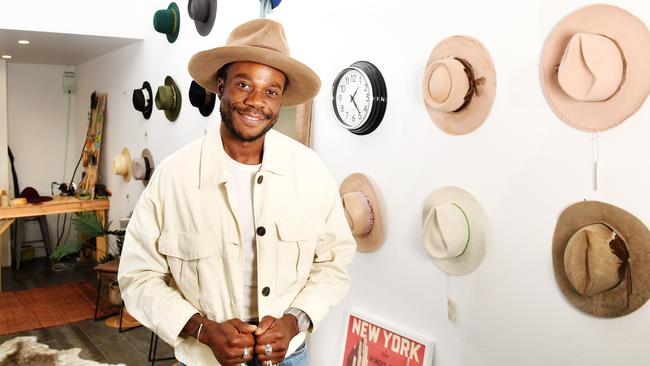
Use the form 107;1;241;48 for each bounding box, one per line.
220;103;279;142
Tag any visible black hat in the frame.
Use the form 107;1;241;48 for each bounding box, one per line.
132;81;153;119
189;80;216;117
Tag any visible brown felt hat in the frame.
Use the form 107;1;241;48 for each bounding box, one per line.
188;19;321;107
541;4;650;131
552;201;650;317
339;173;385;252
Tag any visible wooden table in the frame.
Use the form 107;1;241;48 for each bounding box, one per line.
0;196;109;291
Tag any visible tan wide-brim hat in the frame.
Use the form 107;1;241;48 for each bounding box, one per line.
339;173;385;252
423;36;497;135
421;186;487;275
541;4;650;132
552;201;650;317
113;148;131;182
188;18;321;107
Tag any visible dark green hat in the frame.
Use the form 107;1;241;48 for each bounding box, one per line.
155;76;182;122
153;2;180;43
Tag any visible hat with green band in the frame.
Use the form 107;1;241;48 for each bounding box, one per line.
155;76;182;122
154;2;180;43
421;186;487;275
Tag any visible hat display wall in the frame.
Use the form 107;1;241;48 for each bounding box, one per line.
188;0;217;36
153;2;180;43
132;81;153;119
421;186;487;275
188;18;321;107
156;76;182;122
541;4;650;132
189;80;216;117
423;36;496;135
133;148;155;186
552;201;650;317
339;173;385;252
113;148;132;182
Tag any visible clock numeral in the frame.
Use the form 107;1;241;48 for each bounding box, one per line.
345;112;349;120
352;74;357;82
337;95;342;102
364;105;368;112
340;85;346;93
345;77;349;85
339;104;344;113
364;85;368;92
365;94;369;102
352;115;356;123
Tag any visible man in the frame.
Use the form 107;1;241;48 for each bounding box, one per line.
118;19;356;366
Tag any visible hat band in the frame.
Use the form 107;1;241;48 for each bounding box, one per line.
451;58;477;113
360;191;375;232
143;157;152;180
452;203;471;256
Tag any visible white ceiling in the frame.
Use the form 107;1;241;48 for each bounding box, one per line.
0;28;141;65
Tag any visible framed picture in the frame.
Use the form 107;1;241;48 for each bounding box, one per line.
340;310;435;366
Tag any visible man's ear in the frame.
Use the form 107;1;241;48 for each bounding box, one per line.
216;79;225;99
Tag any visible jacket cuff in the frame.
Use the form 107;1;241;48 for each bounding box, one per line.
156;300;199;347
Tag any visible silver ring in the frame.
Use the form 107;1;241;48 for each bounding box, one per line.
264;343;273;355
265;362;273;366
243;347;250;358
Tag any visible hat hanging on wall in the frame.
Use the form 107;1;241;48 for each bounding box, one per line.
113;148;132;182
188;19;321;107
153;2;181;43
132;148;155;186
552;201;650;317
422;36;496;135
156;76;182;122
541;4;650;132
421;186;487;275
339;173;385;252
132;81;153;119
188;0;217;36
189;80;216;117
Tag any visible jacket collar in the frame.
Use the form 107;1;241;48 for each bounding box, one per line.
199;125;291;188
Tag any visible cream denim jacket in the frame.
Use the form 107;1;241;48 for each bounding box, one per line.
118;128;356;365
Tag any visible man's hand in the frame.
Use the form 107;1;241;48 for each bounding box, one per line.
183;314;257;366
254;315;300;364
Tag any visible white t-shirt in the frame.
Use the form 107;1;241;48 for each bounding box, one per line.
224;153;261;322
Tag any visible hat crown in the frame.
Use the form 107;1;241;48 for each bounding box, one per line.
422;203;470;259
156;85;176;110
423;58;469;113
564;223;627;296
132;89;147;111
113;153;130;176
132;157;151;180
153;8;177;34
226;19;291;57
189;81;208;107
188;0;210;22
558;33;624;102
342;191;374;236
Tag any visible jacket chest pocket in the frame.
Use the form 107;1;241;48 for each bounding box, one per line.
275;215;325;294
158;232;235;308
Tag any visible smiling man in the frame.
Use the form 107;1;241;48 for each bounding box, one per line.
118;19;356;366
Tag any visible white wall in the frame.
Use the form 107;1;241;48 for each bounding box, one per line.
72;0;650;365
7;63;77;256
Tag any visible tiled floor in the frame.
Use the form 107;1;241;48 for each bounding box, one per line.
1;257;177;365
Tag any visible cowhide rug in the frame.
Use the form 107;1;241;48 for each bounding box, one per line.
0;336;125;366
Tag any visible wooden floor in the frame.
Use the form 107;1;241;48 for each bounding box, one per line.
0;257;176;365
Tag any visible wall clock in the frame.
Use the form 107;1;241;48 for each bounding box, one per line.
332;61;387;135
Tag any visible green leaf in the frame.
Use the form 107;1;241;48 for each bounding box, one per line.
72;212;105;238
50;241;83;261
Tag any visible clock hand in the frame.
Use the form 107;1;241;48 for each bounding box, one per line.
351;96;361;115
351;87;359;100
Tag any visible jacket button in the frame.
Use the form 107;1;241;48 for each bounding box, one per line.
257;175;264;184
262;287;270;296
256;226;266;236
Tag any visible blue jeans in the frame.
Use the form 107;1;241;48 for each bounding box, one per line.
180;342;309;365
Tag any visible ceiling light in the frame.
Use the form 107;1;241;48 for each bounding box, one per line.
18;40;30;45
1;55;12;59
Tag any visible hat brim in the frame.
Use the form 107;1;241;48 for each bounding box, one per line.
138;148;155;186
193;0;217;36
422;186;487;275
199;93;216;116
188;45;321;107
552;201;650;317
166;2;180;43
142;81;153;119
340;173;385;252
424;36;496;135
164;76;182;122
540;4;650;132
117;148;132;182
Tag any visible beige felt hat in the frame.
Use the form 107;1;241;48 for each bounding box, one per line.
541;4;650;132
132;148;155;186
188;19;321;107
340;173;385;252
113;148;131;182
552;201;650;317
423;36;497;135
421;186;487;275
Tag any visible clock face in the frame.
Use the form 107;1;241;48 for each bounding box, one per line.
333;67;374;129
